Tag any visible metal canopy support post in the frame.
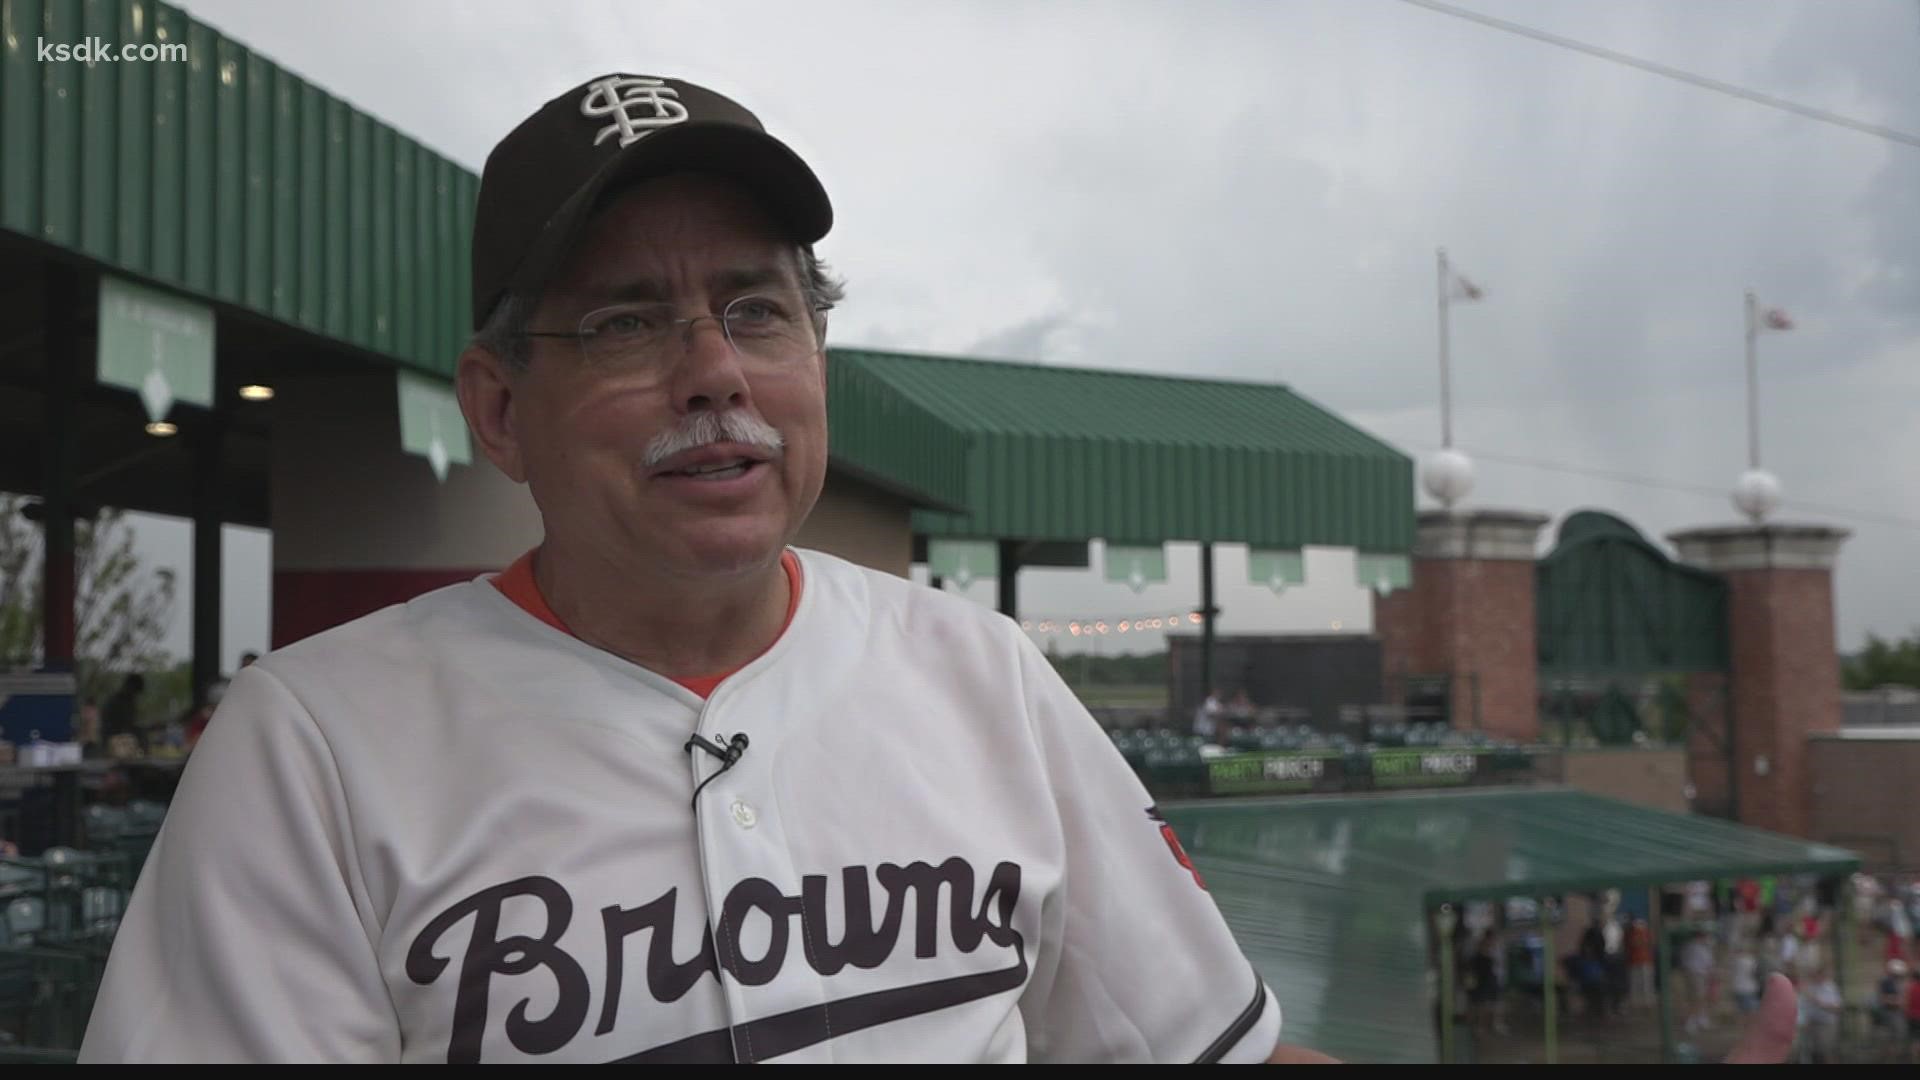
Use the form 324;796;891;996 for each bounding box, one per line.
1654;885;1676;1063
1831;874;1850;1032
190;413;226;703
1436;903;1458;1063
997;539;1019;618
1542;895;1559;1065
41;268;80;670
1199;542;1218;696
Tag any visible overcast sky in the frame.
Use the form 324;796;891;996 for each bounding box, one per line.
138;0;1919;663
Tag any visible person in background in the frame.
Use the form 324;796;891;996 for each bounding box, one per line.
1906;959;1920;1064
101;673;146;756
1226;689;1255;725
76;696;102;757
1467;931;1505;1037
1794;923;1824;987
1683;931;1716;1034
184;678;231;750
1734;877;1762;940
1576;915;1610;1018
1876;959;1908;1053
1888;927;1911;968
1800;967;1841;1064
1730;944;1761;1017
1884;893;1913;966
1601;907;1628;1017
1798;905;1824;946
1192;688;1225;741
1626;917;1656;1012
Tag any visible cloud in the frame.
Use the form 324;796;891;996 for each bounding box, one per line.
170;0;1920;650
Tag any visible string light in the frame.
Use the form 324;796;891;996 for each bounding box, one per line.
1017;608;1213;635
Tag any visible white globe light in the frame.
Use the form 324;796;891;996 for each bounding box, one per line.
1732;468;1781;523
1422;449;1475;508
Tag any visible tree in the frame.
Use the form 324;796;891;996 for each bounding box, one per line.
0;494;35;665
1842;631;1920;691
0;493;179;706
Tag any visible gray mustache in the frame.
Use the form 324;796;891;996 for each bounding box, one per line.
643;411;786;470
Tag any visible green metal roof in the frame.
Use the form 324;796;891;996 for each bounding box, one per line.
0;3;966;509
826;350;971;510
1162;788;1858;1063
831;348;1415;552
2;0;477;378
1537;511;1729;674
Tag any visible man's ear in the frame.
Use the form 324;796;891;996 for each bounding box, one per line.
456;344;529;484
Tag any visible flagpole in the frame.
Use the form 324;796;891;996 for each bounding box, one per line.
1438;247;1453;449
1745;289;1759;470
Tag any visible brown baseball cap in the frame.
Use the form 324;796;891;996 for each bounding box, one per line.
470;74;833;329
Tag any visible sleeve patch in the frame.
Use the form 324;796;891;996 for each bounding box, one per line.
1145;806;1207;891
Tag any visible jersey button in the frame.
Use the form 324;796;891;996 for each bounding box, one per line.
730;799;758;829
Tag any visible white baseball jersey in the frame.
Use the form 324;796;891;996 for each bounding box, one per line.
79;548;1281;1063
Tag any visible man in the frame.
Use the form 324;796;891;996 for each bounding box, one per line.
79;73;1794;1064
99;673;145;757
1682;931;1716;1033
1193;687;1225;741
80;72;1276;1064
1875;959;1906;1053
1798;968;1841;1064
1626;916;1655;1011
1908;960;1920;1064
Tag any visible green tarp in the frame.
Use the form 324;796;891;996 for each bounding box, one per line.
1162;788;1858;1063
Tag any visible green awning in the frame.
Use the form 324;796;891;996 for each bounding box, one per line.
0;4;971;512
1537;511;1730;674
831;348;1414;552
825;349;971;510
3;0;478;379
1163;788;1858;1063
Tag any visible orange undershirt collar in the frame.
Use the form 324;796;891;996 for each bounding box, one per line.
492;548;803;699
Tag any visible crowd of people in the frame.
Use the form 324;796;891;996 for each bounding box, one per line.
1190;686;1259;740
75;653;259;759
1449;874;1920;1063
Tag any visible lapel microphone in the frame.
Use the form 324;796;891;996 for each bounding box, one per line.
685;733;751;805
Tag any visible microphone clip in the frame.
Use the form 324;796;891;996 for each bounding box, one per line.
686;732;751;807
686;732;750;767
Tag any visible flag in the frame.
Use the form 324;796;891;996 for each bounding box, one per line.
1447;268;1484;302
1759;305;1793;331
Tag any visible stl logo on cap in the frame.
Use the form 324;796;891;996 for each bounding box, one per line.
580;75;690;148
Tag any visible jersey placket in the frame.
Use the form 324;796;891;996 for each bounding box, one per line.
687;678;834;1063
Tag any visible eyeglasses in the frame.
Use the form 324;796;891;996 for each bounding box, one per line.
521;292;831;372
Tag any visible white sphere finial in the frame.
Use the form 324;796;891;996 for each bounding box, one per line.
1422;448;1476;509
1733;468;1781;523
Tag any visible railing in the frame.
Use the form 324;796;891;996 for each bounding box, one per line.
1;846;132;1055
1110;722;1559;800
0;800;163;1056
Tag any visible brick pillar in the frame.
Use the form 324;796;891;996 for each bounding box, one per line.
1683;671;1733;818
1373;509;1549;743
1668;524;1849;838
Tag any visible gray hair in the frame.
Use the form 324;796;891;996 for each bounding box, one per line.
472;247;846;371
